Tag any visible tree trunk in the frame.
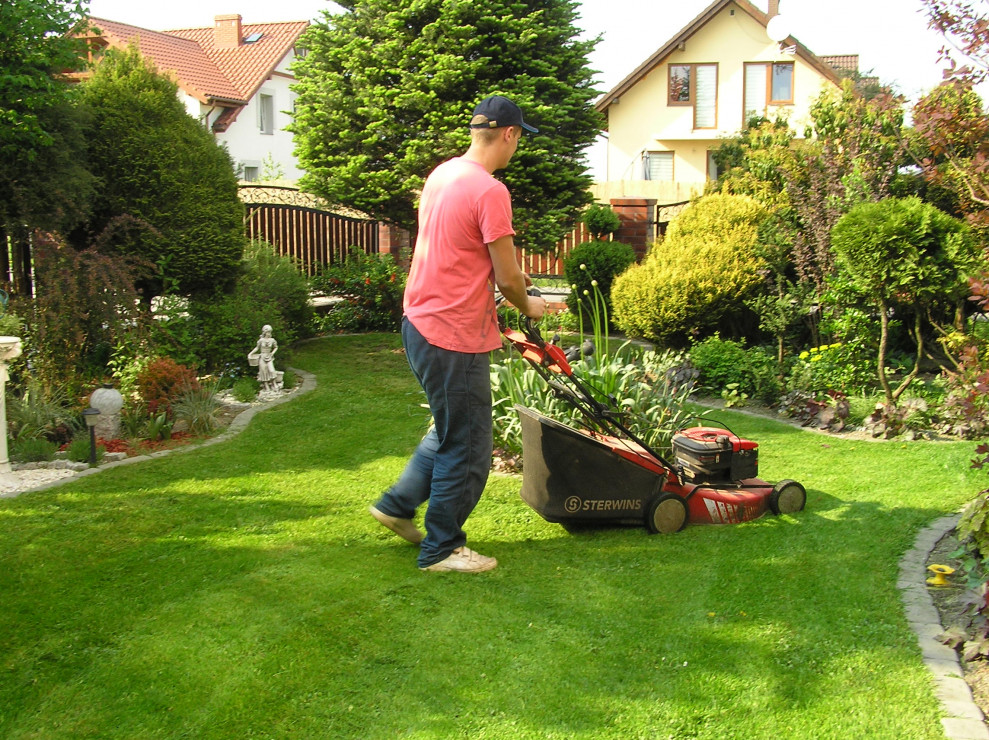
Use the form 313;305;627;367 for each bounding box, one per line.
892;310;923;402
878;301;893;407
9;225;32;297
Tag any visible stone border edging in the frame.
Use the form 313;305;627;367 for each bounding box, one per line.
901;513;989;740
0;366;317;500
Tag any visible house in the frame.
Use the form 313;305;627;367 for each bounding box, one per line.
592;0;851;205
76;14;309;182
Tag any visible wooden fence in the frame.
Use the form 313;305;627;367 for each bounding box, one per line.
240;186;379;276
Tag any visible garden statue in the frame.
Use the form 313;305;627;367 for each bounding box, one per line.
248;325;280;391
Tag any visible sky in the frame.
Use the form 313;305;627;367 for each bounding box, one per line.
83;0;965;176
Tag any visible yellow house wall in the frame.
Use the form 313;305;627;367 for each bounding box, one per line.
602;1;838;195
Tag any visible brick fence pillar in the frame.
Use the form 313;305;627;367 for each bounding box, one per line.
610;198;656;262
378;223;412;271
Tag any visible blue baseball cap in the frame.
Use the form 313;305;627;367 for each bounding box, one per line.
469;95;538;133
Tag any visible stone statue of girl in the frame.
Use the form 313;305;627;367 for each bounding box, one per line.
248;325;279;391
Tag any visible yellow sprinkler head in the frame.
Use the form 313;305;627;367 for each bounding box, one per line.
927;564;955;587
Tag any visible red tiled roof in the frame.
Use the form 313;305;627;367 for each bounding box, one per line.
83;16;308;106
167;20;309;101
820;54;860;73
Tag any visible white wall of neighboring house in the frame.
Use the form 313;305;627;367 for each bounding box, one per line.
219;53;302;182
180;55;302;183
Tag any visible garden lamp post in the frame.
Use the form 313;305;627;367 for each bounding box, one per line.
82;407;100;466
0;336;23;475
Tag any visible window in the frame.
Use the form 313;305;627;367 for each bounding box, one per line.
643;151;674;182
258;93;274;135
668;63;718;129
743;62;794;120
668;65;691;105
242;165;260;182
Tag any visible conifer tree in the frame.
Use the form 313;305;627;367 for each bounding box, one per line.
291;0;602;251
76;47;245;297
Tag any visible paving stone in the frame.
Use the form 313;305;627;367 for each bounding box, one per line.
942;717;989;740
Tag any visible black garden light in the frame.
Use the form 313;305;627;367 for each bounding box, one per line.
82;407;100;465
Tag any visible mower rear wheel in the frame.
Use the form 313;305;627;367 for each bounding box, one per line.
770;479;806;515
646;493;688;534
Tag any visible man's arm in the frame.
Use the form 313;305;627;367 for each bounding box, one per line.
488;234;546;320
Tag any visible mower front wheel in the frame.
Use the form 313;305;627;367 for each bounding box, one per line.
646;493;688;534
770;479;806;515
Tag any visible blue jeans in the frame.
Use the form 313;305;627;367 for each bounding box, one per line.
374;317;493;568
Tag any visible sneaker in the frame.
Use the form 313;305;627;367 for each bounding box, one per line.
369;506;423;545
420;546;497;573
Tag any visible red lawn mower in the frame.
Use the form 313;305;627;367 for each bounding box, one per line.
501;307;806;534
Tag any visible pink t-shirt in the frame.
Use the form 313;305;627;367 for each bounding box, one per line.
404;157;515;353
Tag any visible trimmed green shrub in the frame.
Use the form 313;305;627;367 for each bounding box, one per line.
581;204;621;239
612;194;768;346
563;240;635;326
10;437;58;463
689;334;780;403
76;47;244;297
65;436;105;464
231;377;260;403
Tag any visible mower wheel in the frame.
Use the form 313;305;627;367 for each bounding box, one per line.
646;493;688;534
770;479;806;515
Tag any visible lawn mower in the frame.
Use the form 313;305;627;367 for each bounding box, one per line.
500;304;806;534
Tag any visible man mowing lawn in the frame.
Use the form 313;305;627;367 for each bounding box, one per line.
370;94;546;573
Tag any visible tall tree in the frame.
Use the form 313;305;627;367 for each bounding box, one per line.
75;47;245;298
915;0;989;228
290;0;602;251
0;0;95;293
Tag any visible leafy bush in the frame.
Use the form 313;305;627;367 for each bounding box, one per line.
77;47;245;297
22;232;146;394
688;334;780;404
157;241;313;375
312;249;405;333
612;194;768;346
136;358;198;416
786;342;876;397
563;240;635;327
64;436;105;464
231;377;259;403
10;437;58;463
581;203;621;239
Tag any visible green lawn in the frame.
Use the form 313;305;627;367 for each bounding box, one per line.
0;333;983;739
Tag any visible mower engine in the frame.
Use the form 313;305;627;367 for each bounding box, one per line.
672;427;759;484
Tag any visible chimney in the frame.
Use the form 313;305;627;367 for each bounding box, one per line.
214;14;242;48
767;0;780;17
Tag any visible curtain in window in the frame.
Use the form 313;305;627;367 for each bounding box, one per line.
644;152;673;181
695;65;717;128
744;63;767;120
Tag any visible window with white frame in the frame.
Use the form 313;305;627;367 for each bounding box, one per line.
667;63;718;129
258;93;275;135
743;62;794;121
643;151;674;181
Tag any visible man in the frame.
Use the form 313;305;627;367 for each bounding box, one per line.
370;95;547;573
